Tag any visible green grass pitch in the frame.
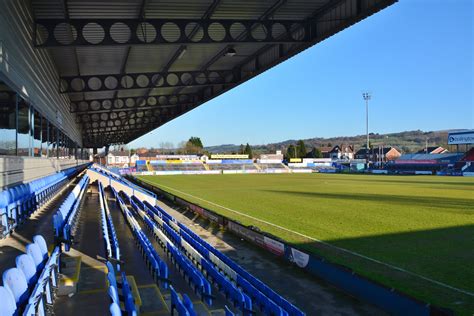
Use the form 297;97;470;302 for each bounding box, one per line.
136;173;474;314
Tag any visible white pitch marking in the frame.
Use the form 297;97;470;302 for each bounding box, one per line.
144;179;474;298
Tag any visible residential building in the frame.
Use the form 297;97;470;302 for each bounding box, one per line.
355;146;401;163
106;150;139;167
329;145;355;160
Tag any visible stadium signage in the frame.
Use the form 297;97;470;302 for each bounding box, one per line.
448;131;474;145
228;221;264;247
289;158;302;162
210;154;249;159
263;236;285;256
289;248;310;268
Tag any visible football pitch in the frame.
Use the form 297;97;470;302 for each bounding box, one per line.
136;173;474;314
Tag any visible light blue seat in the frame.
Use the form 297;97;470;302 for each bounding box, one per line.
0;286;17;316
108;286;119;304
33;235;49;261
109;302;121;316
26;243;44;271
2;267;29;306
15;254;37;287
0;190;11;235
107;272;117;291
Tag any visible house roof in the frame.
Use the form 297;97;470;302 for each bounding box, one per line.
329;145;354;153
319;147;333;153
108;150;130;157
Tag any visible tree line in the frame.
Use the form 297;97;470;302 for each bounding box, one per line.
285;140;323;160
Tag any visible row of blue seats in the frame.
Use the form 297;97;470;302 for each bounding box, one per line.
117;192;205;316
106;262;137;316
0;166;83;238
136;199;252;315
125;194;212;307
91;169;228;316
98;183;137;316
170;285;196;316
99;182;120;263
143;199;304;316
113;187;209;316
112;188;169;288
149;200;295;316
52;174;89;251
0;235;60;316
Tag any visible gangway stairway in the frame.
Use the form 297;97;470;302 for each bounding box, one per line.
107;186;228;315
54;181;230;315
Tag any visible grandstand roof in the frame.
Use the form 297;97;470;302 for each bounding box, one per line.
416;146;449;154
30;0;397;148
398;153;464;163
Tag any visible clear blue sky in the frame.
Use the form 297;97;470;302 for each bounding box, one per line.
129;0;473;148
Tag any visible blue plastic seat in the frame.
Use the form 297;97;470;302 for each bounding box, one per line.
183;294;196;316
26;243;45;271
33;235;49;260
15;254;38;287
108;285;119;304
2;267;29;306
109;302;121;316
0;286;17;316
0;190;11;235
225;305;235;316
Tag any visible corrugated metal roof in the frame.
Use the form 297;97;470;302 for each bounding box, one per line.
29;0;397;146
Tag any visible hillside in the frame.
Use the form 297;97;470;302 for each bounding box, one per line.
205;130;462;155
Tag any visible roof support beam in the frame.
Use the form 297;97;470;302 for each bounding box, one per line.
75;103;192;123
69;94;197;113
59;69;235;93
34;18;310;47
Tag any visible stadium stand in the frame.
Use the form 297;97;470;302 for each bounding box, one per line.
1;234;60;315
122;191;213;307
132;195;304;316
0;165;87;239
207;164;258;171
112;187;206;315
112;187;169;288
150;163;206;172
257;163;288;171
386;153;464;174
0;165;306;316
